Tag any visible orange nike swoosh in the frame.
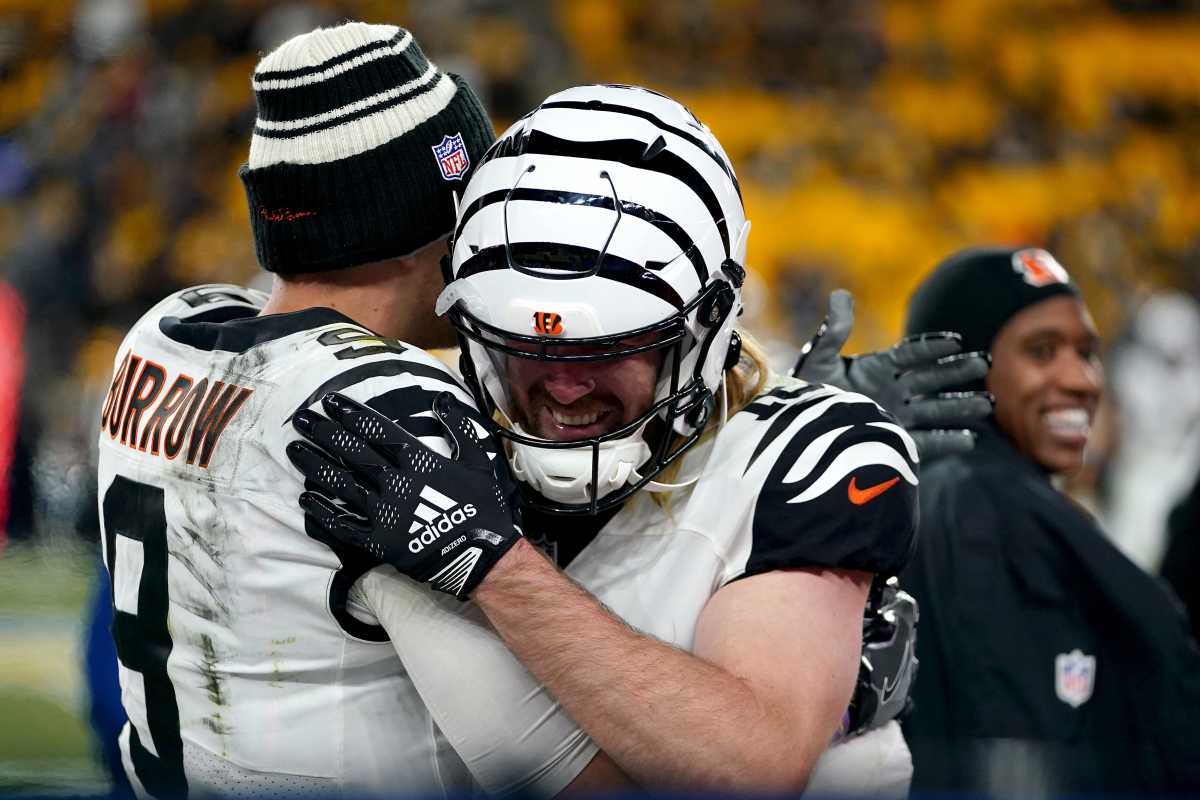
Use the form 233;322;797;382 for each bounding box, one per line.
848;476;900;505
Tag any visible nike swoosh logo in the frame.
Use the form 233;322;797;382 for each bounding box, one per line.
848;476;900;505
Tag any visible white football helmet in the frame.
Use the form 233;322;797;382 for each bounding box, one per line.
437;84;750;514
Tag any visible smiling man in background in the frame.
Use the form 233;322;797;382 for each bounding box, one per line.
900;246;1200;796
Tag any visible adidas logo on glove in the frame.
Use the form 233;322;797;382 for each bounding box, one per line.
408;485;477;553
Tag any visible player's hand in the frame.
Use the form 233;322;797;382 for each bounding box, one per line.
286;391;522;599
792;289;993;461
845;577;919;737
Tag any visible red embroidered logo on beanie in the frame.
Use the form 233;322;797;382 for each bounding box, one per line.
259;207;317;223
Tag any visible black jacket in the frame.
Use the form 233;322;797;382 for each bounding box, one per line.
902;429;1200;795
1163;470;1200;644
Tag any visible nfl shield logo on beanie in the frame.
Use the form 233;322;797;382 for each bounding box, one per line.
433;133;470;180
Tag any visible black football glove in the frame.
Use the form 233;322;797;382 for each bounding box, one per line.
287;391;522;599
845;576;919;737
792;289;993;461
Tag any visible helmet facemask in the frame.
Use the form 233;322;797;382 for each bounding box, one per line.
447;273;739;515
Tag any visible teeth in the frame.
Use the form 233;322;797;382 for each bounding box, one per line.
551;408;601;427
1043;408;1090;437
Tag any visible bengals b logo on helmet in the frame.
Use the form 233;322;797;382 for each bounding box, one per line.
533;312;564;336
1012;248;1070;288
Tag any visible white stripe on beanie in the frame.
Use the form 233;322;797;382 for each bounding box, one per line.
254;62;439;133
252;23;412;89
247;21;457;169
249;72;457;168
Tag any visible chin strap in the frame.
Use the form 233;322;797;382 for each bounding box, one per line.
639;373;729;493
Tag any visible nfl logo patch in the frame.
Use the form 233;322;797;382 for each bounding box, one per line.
432;133;470;181
1054;649;1096;708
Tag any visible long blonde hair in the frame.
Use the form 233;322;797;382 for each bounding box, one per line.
650;328;772;503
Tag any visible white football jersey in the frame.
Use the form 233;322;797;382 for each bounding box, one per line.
530;376;920;794
97;285;594;799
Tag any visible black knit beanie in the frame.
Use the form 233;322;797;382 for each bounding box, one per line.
239;23;496;275
905;246;1081;354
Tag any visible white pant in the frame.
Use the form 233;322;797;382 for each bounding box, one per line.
805;722;913;798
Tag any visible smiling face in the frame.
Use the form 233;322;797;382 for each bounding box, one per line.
504;339;665;442
987;295;1103;474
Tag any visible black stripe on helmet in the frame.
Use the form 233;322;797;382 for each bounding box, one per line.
502;130;731;258
537;99;741;200
454;187;709;284
457;243;685;309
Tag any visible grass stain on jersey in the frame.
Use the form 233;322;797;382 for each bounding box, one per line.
269;654;285;689
180;524;223;565
178;601;219;623
267;637;296;687
198;633;232;741
172;545;231;620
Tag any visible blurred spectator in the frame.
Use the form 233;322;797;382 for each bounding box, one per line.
0;279;29;547
900;246;1200;796
1099;291;1200;572
1163;469;1200;643
83;563;131;798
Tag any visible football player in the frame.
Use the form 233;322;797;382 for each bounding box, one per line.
290;84;923;793
96;24;622;797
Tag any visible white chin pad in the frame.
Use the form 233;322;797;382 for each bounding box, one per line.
508;429;651;505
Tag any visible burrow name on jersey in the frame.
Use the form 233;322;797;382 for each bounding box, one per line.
100;349;253;468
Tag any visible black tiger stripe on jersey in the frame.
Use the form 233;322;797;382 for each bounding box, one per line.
178;285;263;309
367;385;451;440
773;418;913;502
742;384;824;419
453;187;708;284
743;395;919;580
742;385;842;474
177;304;263;326
288;360;464;425
161;307;355;354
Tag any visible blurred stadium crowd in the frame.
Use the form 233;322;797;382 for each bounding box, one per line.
1;0;1200;789
3;0;1200;549
3;0;1200;543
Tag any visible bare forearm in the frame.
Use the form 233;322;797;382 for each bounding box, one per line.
473;539;813;791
